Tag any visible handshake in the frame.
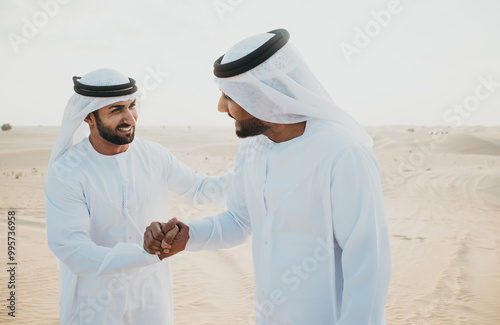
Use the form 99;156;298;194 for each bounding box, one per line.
143;218;190;260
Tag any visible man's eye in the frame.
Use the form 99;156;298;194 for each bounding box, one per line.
224;94;232;101
112;108;121;113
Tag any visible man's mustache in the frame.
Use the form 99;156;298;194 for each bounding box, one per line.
117;124;133;129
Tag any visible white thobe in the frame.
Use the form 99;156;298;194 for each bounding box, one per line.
45;137;227;325
185;119;391;325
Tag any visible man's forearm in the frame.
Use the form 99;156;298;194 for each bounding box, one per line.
184;210;251;251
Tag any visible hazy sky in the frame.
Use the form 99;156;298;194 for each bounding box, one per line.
1;0;499;127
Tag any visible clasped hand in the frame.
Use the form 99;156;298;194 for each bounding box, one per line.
143;218;189;260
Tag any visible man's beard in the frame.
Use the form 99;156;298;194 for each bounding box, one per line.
94;113;135;145
235;116;270;138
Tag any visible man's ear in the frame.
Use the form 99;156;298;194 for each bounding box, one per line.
84;112;94;125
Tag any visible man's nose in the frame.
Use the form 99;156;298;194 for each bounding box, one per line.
218;95;228;113
122;109;137;125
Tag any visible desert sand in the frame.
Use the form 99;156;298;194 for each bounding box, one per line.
0;125;499;324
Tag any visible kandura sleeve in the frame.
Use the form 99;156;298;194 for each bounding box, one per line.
331;146;392;325
164;149;231;209
45;173;159;277
183;209;251;251
183;146;251;251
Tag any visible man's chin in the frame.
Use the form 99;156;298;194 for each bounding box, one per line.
235;130;247;138
235;129;258;139
105;133;135;145
121;133;135;144
233;118;269;138
123;136;135;144
116;128;135;144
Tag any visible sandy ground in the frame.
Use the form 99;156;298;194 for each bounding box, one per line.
0;125;499;324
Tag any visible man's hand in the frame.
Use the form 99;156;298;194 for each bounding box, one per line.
143;218;190;260
157;220;189;260
144;218;178;256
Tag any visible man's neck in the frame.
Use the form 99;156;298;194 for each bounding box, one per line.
263;121;307;143
88;133;130;155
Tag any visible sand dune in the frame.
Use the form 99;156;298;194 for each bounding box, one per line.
436;133;500;156
0;125;499;324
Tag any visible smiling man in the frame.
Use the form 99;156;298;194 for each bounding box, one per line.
45;68;227;324
90;98;137;147
146;29;392;324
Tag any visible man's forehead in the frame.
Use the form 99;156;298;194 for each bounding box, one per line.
100;98;136;109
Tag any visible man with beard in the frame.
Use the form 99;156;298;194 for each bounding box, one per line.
45;68;227;324
145;29;391;324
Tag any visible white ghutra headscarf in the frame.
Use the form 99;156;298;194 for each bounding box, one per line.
48;68;140;169
214;30;373;148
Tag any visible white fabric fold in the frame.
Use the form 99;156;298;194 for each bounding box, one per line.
215;31;373;148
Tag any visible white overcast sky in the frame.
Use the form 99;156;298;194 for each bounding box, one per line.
1;0;499;127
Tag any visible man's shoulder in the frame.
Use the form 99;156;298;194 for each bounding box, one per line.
48;140;92;173
306;120;367;153
132;137;169;151
130;137;171;160
305;121;379;175
46;141;92;189
309;119;356;139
